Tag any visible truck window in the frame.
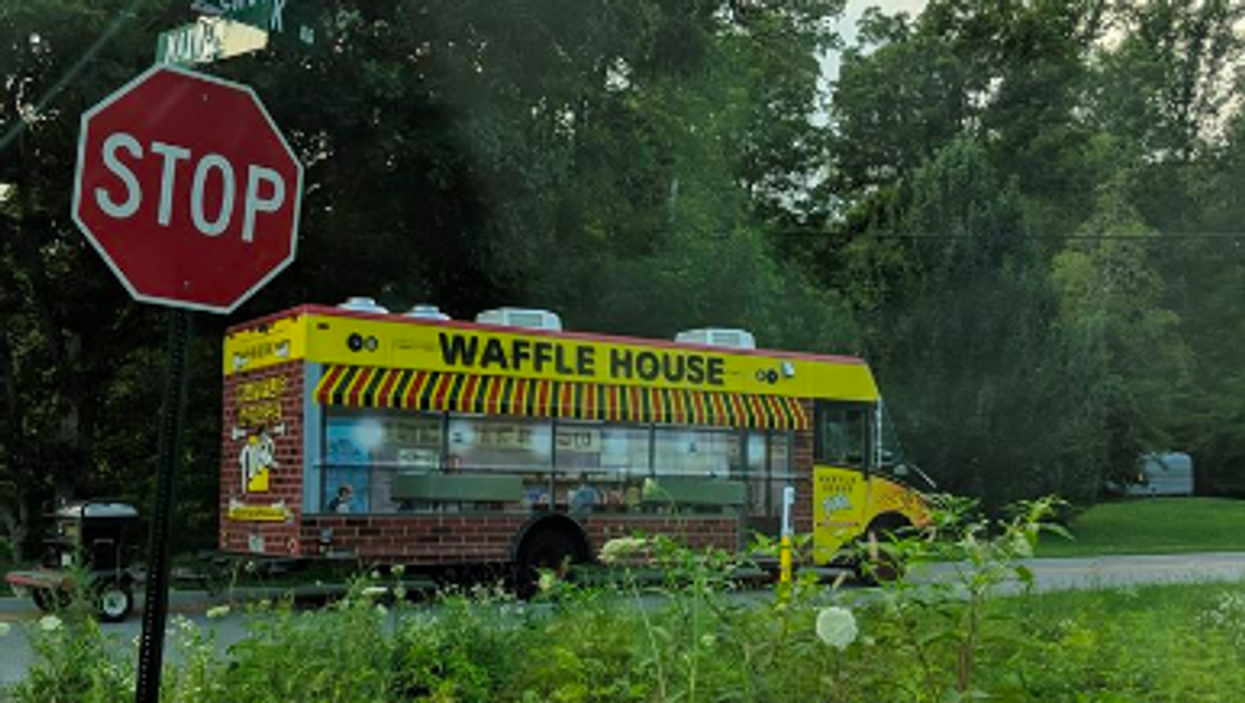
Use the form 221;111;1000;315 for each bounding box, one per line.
815;402;870;469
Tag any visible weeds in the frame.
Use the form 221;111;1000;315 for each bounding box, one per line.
5;496;1245;702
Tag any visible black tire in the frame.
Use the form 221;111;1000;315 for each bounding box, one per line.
95;580;134;623
853;519;910;586
514;529;580;599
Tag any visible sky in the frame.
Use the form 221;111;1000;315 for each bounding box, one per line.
823;0;930;80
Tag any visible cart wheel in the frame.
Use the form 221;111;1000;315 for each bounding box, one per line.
96;581;133;623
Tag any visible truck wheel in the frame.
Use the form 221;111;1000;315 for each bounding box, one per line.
514;529;579;599
853;518;910;586
96;581;134;623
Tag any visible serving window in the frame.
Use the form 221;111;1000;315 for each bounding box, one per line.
322;408;443;513
652;427;741;478
446;416;553;473
317;402;803;515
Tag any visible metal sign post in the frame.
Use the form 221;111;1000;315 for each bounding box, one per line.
134;310;193;703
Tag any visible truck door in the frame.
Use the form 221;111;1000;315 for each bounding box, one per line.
812;401;873;564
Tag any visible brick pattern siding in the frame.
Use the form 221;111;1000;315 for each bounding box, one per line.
299;513;742;564
793;399;816;534
219;361;306;556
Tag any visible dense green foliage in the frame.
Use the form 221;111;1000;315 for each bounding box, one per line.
3;0;1245;552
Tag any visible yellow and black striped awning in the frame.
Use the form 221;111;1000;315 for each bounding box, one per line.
314;366;809;431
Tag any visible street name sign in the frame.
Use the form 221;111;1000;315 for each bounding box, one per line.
192;0;319;49
156;17;267;66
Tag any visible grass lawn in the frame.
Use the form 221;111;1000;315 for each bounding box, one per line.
1038;496;1245;557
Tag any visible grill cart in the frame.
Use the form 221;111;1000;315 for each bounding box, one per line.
5;501;140;622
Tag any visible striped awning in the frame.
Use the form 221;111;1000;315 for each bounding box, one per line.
314;366;809;431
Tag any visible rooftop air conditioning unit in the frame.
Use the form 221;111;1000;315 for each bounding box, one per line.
404;304;451;321
337;296;389;314
475;307;563;331
675;328;757;349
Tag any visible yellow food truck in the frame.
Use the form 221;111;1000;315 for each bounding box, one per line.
219;300;929;587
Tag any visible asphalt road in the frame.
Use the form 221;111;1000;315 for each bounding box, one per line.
5;552;1245;686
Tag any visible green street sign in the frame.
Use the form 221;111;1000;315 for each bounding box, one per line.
192;0;320;50
156;18;266;66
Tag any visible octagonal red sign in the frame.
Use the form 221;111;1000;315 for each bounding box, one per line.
72;65;303;314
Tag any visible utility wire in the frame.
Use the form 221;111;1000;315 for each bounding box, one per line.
771;230;1245;241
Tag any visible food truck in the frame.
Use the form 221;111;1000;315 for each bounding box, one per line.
219;300;928;587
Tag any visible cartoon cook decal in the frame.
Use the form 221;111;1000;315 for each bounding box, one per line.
239;426;278;493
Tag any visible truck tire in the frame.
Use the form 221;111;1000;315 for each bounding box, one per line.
514;528;581;599
853;516;911;586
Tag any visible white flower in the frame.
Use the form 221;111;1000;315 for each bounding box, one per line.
38;615;62;632
815;607;858;650
599;537;649;565
394;585;407;600
392;564;405;577
0;622;11;638
375;604;388;616
363;586;388;598
206;605;231;619
538;571;557;592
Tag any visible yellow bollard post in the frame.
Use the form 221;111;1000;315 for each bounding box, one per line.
778;485;795;601
779;534;793;585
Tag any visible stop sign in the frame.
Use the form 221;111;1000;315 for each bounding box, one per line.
72;65;302;314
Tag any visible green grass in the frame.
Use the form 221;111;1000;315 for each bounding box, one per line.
1038;497;1245;557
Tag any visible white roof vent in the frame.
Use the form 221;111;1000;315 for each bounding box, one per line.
475;307;563;331
338;296;389;314
404;304;451;321
675;328;757;349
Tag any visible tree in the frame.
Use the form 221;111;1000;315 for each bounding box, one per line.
0;0;184;557
1051;177;1192;486
857;139;1103;507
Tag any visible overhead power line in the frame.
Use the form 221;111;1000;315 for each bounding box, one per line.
772;230;1245;242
